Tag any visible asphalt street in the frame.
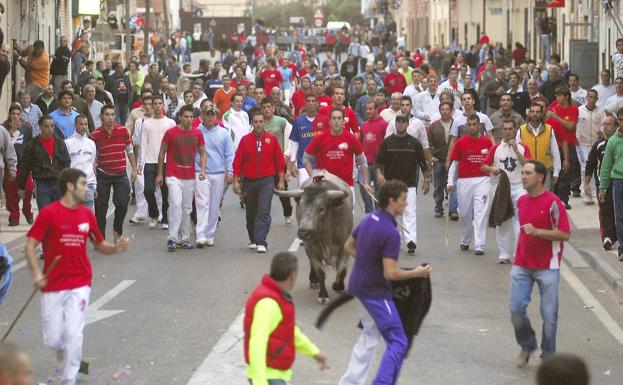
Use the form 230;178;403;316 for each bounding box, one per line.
1;182;623;385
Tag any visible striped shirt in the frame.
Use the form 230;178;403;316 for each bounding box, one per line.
91;124;131;174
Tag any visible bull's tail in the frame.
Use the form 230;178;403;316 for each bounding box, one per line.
315;293;354;329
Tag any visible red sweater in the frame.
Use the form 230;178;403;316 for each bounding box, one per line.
233;131;286;179
383;72;407;94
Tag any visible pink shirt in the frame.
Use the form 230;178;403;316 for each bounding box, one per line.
360;116;388;164
515;191;570;270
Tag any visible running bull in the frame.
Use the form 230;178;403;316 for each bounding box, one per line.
275;171;352;303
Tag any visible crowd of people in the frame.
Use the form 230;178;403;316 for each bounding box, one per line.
0;14;621;385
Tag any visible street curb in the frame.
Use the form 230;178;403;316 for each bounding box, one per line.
576;247;623;299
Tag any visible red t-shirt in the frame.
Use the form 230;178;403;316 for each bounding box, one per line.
91;124;132;174
27;201;104;292
39;135;55;159
318;105;360;134
161;126;206;179
383;72;407;94
546;102;579;146
231;77;250;89
515;191;571;269
290;89;308;117
317;95;333;110
261;69;284;94
450;134;492;178
360;116;388;164
305;130;363;186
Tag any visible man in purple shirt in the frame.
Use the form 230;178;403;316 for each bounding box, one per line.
340;180;432;385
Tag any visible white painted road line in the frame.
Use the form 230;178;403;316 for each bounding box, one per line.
288;237;301;252
10;260;27;273
186;310;247;385
562;254;623;346
86;280;136;326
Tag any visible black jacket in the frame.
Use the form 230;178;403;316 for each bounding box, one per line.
489;170;514;227
392;276;432;352
18;136;70;189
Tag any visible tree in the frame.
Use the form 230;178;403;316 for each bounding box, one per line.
322;0;364;26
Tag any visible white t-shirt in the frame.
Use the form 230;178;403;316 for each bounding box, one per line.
571;88;587;106
449;111;494;138
384;116;429;148
140;116;176;164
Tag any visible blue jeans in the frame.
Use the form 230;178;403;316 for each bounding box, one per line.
360;297;408;385
541;34;551;63
509;266;560;357
612;179;623;253
115;103;130;125
85;183;96;210
242;177;274;247
358;165;377;214
35;181;61;210
432;161;457;214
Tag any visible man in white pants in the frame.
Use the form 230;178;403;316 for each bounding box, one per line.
375;113;430;254
25;168;129;385
195;104;234;247
481;119;531;263
576;89;605;204
447;114;493;255
130;94;154;224
156;105;207;251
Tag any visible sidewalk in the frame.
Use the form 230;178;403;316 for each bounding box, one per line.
566;194;623;298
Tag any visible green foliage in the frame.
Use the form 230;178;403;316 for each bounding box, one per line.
323;0;364;25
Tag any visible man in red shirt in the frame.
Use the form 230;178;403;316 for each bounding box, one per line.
157;105;207;251
91;104;138;241
260;59;284;96
359;100;387;212
233;110;285;253
304;108;372;203
383;62;407;95
546;87;579;209
318;86;359;135
25;168;129;385
447;114;492;255
314;78;333;110
290;76;312;117
510;160;570;368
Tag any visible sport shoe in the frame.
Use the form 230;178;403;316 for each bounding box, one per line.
603;237;613;251
26;216;34;225
449;212;459;221
474;248;485;256
206;239;215;246
161;222;169;230
248;243;257;249
516;349;533;368
167;240;177;251
180;241;194;249
129;216;145;224
460;244;469;251
196;240;207;248
149;218;158;228
285;216;293;224
257;245;267;253
498;258;511;264
564;203;572;210
434;211;444;218
407;241;417;254
113;232;123;244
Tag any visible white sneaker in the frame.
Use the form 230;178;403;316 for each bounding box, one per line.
129;216;145;224
257;245;267;253
149;218;158;228
206;239;215;246
196;239;207;248
285;216;293;225
161;223;169;230
248;243;257;249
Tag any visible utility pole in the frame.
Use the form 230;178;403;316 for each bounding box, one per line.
144;0;151;58
125;0;132;64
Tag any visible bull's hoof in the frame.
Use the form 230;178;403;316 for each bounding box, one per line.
318;297;330;304
309;282;320;289
332;282;345;292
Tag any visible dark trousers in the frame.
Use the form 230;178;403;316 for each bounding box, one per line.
275;169;292;218
35;181;61;210
242;177;274;247
95;169;131;236
612;179;623;253
432;161;458;214
554;144;579;204
144;164;168;223
599;184;617;244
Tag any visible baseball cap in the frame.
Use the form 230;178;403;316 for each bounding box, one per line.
203;105;218;115
395;113;409;122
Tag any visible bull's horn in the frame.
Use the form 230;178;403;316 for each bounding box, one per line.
326;190;347;200
274;189;304;199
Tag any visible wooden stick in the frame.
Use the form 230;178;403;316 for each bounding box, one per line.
1;255;61;342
